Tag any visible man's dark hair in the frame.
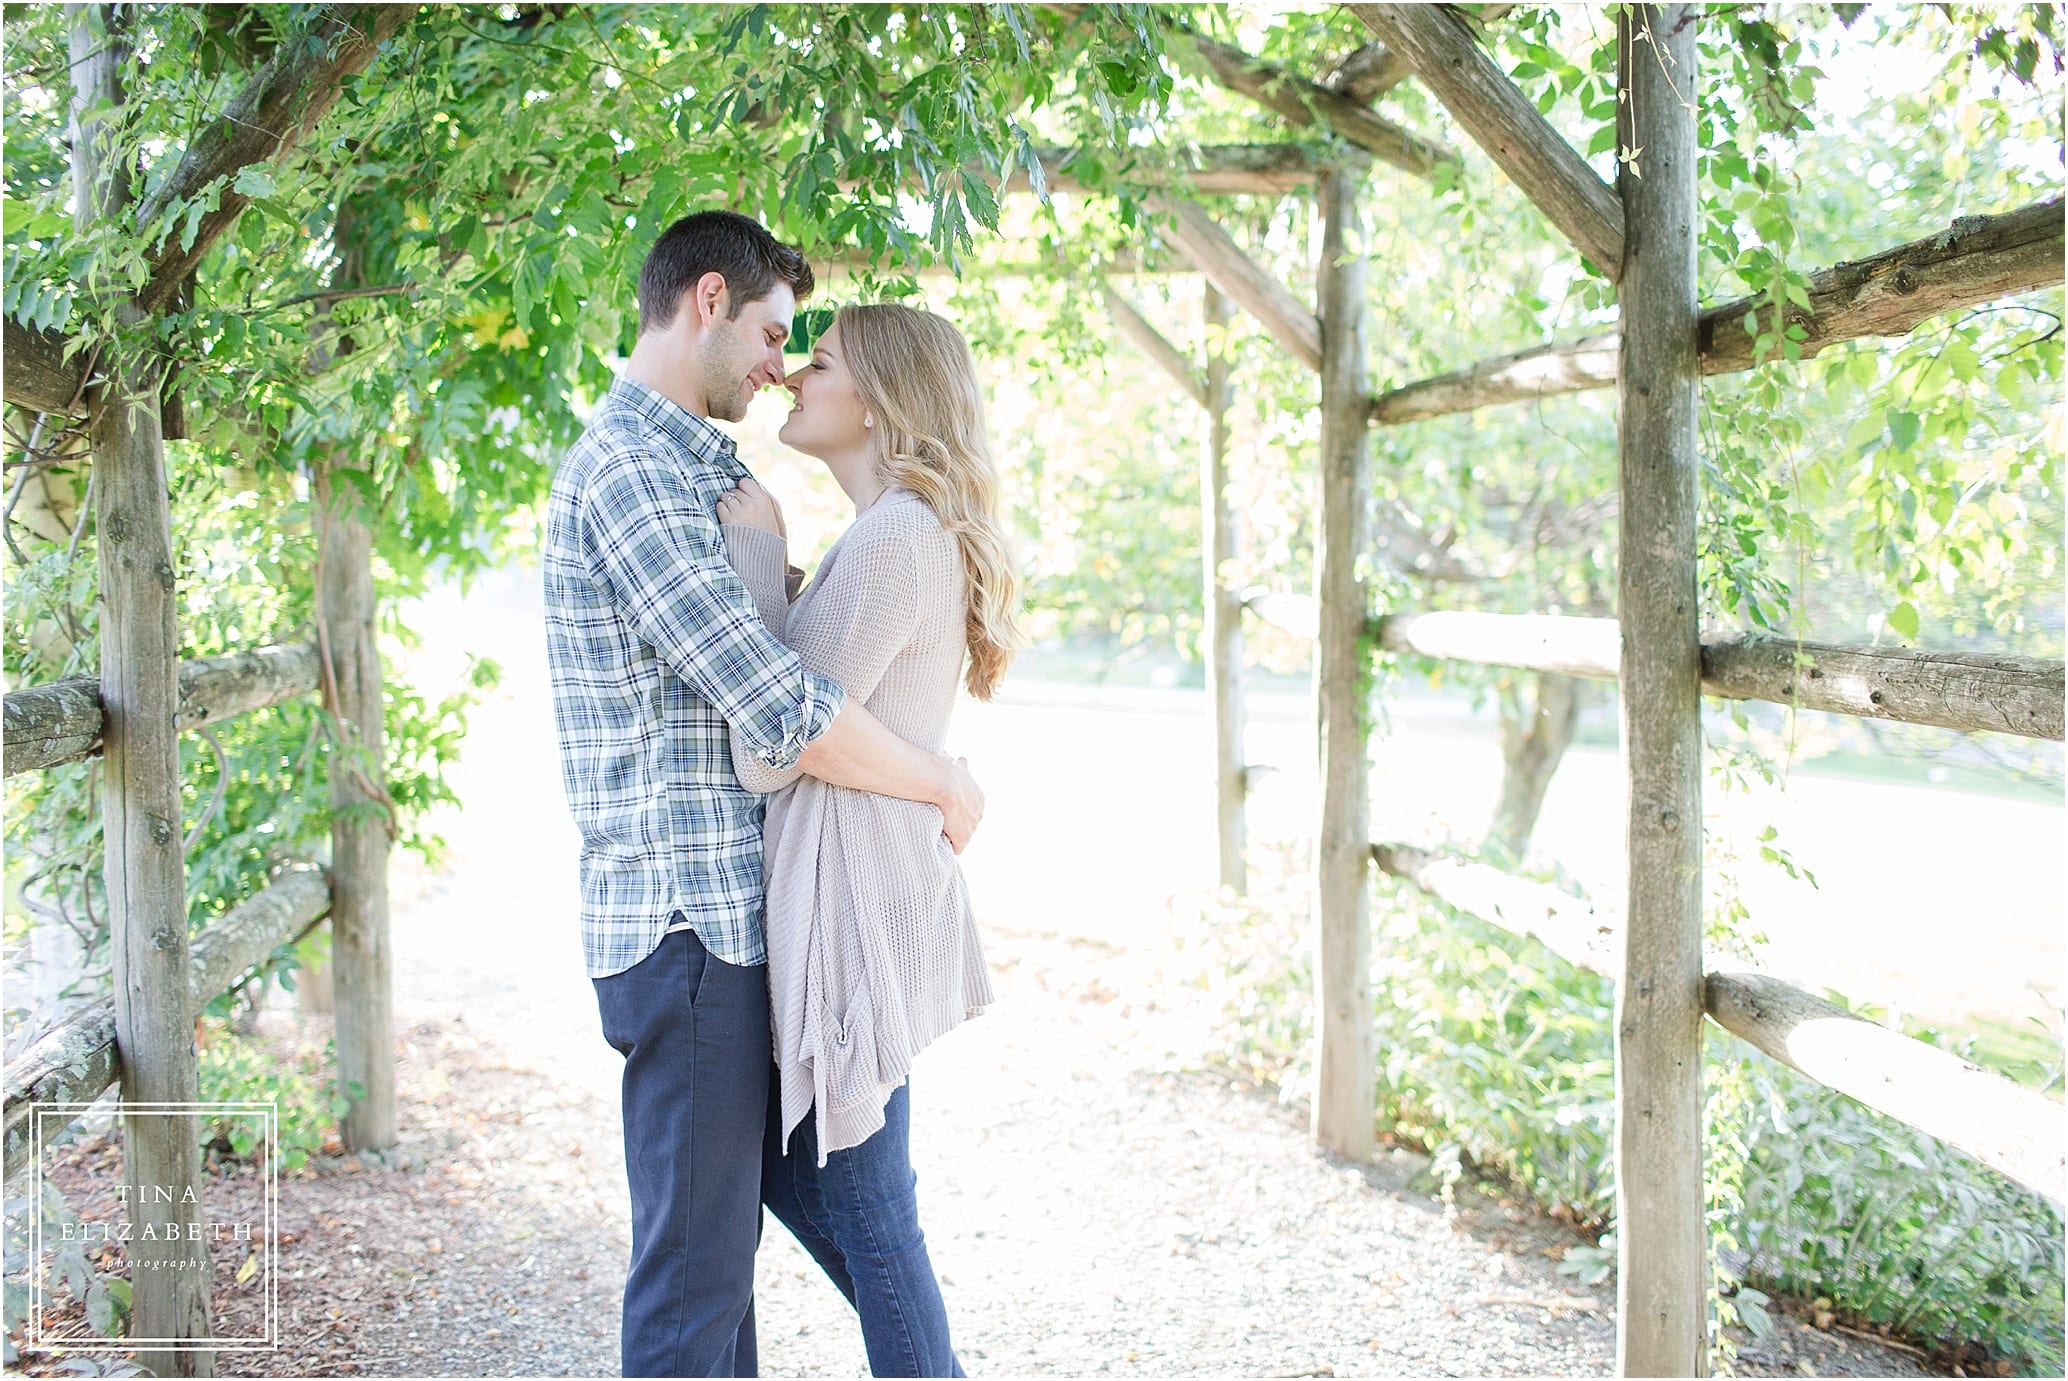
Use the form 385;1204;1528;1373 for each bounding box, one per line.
636;210;814;335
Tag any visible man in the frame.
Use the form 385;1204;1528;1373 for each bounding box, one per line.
541;209;984;1378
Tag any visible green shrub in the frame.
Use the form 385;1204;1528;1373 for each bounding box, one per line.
194;1020;352;1173
1176;856;2067;1374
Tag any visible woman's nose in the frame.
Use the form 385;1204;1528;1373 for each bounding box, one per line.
782;365;808;393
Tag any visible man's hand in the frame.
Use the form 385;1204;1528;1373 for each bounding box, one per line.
935;755;984;854
716;477;784;536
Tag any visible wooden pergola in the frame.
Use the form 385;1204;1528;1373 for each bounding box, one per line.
5;5;2064;1375
1069;6;2065;1374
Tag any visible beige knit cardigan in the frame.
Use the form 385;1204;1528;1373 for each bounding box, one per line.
722;489;993;1163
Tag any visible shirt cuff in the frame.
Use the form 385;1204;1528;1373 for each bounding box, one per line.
755;667;845;772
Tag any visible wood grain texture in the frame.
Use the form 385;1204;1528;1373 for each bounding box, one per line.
71;8;213;1368
132;6;415;315
318;448;397;1151
1366;197;2063;426
1706;971;2066;1205
1152;196;1323;371
1311;168;1376;1162
4;642;323;777
1702;634;2064;739
1350;3;1624;276
1188;33;1459;179
1611;9;1707;1375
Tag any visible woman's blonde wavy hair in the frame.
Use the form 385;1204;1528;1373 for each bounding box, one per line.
836;303;1022;700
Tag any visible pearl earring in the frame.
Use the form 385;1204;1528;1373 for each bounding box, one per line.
864;414;875;429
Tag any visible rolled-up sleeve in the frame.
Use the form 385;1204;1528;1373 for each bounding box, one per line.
580;446;844;771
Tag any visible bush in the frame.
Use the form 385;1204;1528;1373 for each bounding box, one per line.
194;1019;353;1174
1174;855;2067;1374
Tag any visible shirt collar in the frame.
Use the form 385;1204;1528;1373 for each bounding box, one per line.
607;375;748;480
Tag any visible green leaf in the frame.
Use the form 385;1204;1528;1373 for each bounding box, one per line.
86;1284;115;1335
232;167;276;199
1887;601;1919;639
1885;410;1920;451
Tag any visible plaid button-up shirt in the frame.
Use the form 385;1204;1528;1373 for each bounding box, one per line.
544;376;846;978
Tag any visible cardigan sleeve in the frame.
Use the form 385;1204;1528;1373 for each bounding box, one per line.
720;523;793;637
726;524;923;795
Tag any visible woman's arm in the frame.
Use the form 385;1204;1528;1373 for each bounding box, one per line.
745;525;925;795
715;521;814;793
719;523;793;639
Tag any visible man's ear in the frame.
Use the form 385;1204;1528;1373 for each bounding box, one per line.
691;271;730;327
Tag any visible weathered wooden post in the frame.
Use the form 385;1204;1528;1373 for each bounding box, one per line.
315;205;396;1152
70;6;214;1372
1614;6;1707;1374
1312;167;1375;1160
1201;284;1247;895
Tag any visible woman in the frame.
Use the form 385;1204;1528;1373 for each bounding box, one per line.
713;302;1018;1378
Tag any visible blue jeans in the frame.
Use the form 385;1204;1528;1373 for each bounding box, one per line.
595;930;768;1377
762;1081;965;1378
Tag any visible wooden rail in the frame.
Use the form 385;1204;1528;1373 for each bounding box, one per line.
2;864;331;1180
1238;603;2065;741
1370;612;2066;741
1706;971;2067;1206
1373;843;1618;976
1366;196;2065;426
4;641;322;776
1373;846;2068;1207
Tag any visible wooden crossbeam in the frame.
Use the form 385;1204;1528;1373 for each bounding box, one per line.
1350;3;1626;278
1002;143;1341;198
1149;196;1323;370
1329;40;1413;104
1706;971;2067;1206
1186;34;1460;180
2;7;413;416
1373;843;1619;976
1365;610;2066;741
1102;286;1206;406
131;6;415;316
1367;196;2066;426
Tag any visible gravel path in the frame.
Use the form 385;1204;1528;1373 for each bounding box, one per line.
123;920;1914;1379
25;920;1937;1378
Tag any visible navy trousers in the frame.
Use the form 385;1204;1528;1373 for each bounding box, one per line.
763;1083;964;1378
595;929;770;1378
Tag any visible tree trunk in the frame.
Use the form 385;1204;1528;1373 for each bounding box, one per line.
315;205;396;1151
1613;8;1707;1376
71;6;213;1372
1311;167;1375;1161
1202;284;1247;895
1488;673;1582;862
